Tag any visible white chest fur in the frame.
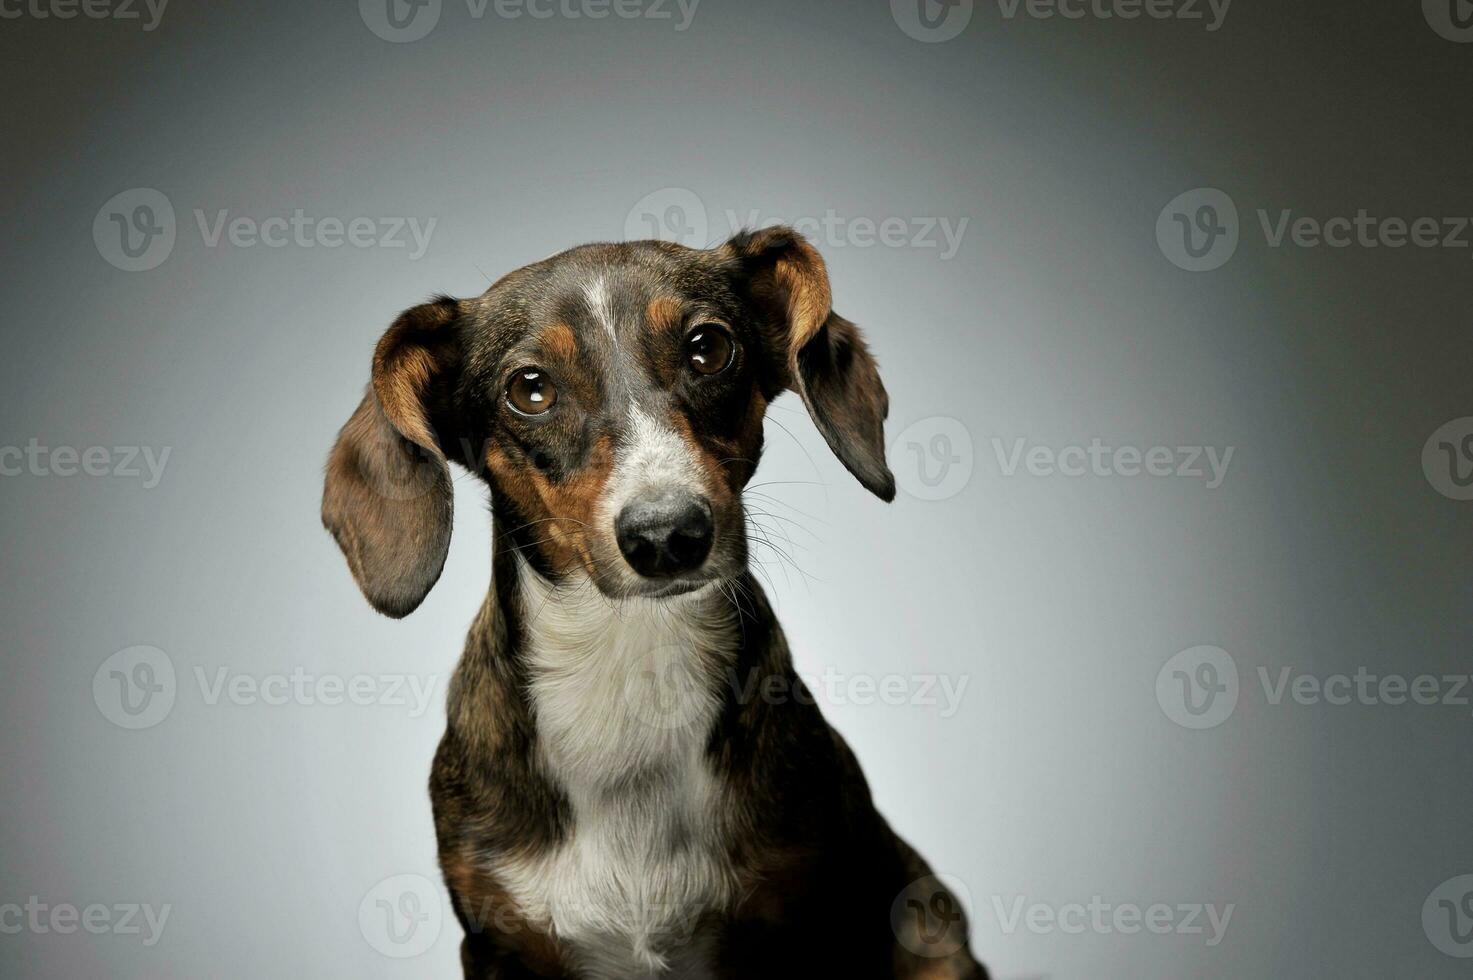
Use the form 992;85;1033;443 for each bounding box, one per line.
492;563;738;978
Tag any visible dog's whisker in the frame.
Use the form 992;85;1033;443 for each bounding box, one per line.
744;480;828;491
744;508;820;545
741;489;831;527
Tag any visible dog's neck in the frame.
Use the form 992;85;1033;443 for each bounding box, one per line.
471;549;743;972
510;554;739;782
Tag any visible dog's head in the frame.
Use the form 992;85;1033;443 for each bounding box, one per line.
323;227;894;617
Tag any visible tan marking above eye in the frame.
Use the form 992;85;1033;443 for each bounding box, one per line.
540;323;579;361
645;296;685;335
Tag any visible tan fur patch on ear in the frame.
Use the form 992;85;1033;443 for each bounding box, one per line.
369;300;459;453
774;243;832;358
724;227;833;372
372;345;439;450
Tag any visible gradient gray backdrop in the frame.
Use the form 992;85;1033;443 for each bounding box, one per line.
2;1;1471;977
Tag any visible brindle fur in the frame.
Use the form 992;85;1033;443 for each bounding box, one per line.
324;229;987;978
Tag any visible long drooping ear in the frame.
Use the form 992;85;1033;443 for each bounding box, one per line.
723;227;896;501
322;296;464;618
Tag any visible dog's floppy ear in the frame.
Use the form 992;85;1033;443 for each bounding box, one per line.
323;296;464;618
723;227;896;501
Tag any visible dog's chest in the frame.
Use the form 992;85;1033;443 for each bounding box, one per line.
492;573;736;978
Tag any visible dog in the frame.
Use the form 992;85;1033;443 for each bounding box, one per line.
323;226;987;978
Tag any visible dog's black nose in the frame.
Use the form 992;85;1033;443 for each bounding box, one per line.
615;492;714;578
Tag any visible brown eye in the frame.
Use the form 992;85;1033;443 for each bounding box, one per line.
686;325;734;376
506;368;557;416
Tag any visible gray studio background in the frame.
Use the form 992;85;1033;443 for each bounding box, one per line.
2;1;1471;977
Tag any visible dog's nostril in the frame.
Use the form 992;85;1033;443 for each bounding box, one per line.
615;493;714;578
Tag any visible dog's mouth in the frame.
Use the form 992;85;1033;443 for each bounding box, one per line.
585;542;741;600
623;575;722;600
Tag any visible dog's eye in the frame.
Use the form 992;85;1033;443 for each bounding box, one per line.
506;368;558;416
685;325;734;376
